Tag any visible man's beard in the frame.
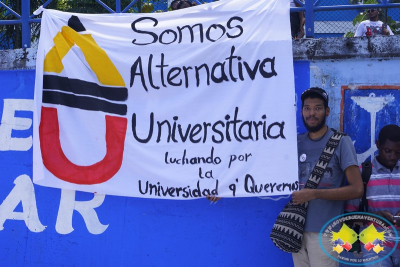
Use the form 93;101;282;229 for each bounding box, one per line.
302;114;326;133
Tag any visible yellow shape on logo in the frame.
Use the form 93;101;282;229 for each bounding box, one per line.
44;25;124;87
331;223;358;245
359;224;385;245
373;244;384;254
333;244;344;254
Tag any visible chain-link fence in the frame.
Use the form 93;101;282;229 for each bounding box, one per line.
0;0;218;50
1;0;400;50
0;0;161;50
314;0;362;38
311;0;400;38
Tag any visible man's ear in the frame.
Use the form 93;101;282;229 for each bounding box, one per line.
376;140;380;149
326;107;330;117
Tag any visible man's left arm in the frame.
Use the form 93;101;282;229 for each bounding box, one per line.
292;165;363;205
292;135;363;205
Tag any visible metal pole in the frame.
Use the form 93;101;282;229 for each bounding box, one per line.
305;0;314;38
116;0;121;13
21;0;30;48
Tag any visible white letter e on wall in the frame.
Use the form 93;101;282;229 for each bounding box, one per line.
0;99;34;151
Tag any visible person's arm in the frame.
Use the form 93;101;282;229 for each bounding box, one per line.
298;12;305;38
395;211;400;226
354;22;365;37
295;1;305;38
383;24;394;36
368;210;395;224
292;165;363;205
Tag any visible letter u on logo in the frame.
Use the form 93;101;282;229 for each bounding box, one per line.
39;16;128;185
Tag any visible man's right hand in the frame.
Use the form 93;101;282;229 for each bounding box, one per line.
206;195;221;203
292;188;315;205
382;23;390;35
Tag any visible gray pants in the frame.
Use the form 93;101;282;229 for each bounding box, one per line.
292;231;339;267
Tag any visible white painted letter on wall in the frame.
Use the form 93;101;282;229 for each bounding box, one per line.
0;174;46;232
56;190;108;235
0;99;34;151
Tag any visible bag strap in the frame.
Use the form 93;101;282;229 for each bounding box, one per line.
305;131;345;189
359;161;372;212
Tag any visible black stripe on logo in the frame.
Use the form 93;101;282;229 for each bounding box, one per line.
43;91;127;116
43;75;128;102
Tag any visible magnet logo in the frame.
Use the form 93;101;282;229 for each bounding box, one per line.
319;212;398;266
39;16;128;185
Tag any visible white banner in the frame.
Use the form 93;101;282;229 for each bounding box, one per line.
33;0;298;199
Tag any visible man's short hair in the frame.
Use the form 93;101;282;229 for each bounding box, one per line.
301;87;329;108
378;124;400;145
170;0;193;10
170;0;181;10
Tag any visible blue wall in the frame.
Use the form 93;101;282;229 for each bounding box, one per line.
2;55;400;266
309;58;400;164
1;69;306;266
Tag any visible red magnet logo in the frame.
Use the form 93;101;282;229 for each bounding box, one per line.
39;16;128;185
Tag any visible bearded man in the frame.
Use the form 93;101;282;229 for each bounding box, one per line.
291;87;363;267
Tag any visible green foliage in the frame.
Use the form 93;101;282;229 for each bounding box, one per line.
141;1;155;13
46;0;140;14
344;0;400;36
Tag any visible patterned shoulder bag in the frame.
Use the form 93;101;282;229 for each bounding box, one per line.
269;131;344;253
